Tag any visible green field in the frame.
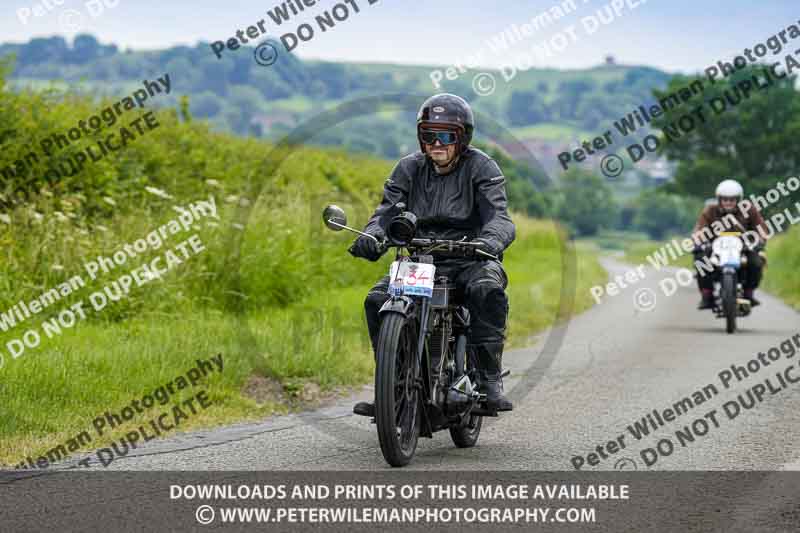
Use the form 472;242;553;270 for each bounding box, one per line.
510;123;588;142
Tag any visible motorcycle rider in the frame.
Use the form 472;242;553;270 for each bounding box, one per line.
693;179;767;310
349;93;516;415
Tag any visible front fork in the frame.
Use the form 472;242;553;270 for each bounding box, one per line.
415;297;430;374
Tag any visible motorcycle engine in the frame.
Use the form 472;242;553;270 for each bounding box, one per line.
445;374;476;415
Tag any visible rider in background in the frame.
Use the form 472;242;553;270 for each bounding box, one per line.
348;93;516;416
693;179;768;310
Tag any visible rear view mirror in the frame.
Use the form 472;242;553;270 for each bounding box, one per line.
322;205;347;231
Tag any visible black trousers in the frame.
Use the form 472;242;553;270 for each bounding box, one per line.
364;258;509;355
694;249;763;291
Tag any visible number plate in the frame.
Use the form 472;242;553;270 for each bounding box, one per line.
388;260;436;298
713;235;743;267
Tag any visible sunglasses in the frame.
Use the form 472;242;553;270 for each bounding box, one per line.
419;129;459;145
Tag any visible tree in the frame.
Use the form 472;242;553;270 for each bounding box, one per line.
652;65;800;216
250;69;293;99
18;37;68;65
556;168;617;236
507;91;548;126
165;56;203;92
71;34;101;64
476;143;553;218
632;190;702;240
554;79;595;121
190;91;222;118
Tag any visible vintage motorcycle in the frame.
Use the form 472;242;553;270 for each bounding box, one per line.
322;204;506;467
698;232;759;334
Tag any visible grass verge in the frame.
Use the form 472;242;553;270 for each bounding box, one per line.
762;225;800;309
0;214;605;467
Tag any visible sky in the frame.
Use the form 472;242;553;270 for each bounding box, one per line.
3;0;798;75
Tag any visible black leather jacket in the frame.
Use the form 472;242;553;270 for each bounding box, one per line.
362;147;516;257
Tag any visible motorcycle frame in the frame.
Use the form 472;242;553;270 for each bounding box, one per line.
376;247;475;437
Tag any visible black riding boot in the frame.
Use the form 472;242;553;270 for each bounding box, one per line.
353;401;375;417
354;333;379;417
697;289;714;310
354;342;377;417
473;343;513;411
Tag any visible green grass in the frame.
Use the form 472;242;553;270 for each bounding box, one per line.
763;225;800;309
619;235;693;269
0;201;606;466
504;218;606;344
583;229;651;252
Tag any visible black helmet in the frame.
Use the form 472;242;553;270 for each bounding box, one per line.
416;93;474;153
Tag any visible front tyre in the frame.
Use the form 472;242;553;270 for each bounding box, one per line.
375;312;420;467
722;272;737;334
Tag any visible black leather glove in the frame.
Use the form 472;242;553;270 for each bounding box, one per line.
349;229;386;261
693;242;711;256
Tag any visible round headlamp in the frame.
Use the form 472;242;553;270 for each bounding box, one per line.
388;211;417;245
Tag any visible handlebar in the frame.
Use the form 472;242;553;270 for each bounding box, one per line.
323;213;499;261
378;237;498;261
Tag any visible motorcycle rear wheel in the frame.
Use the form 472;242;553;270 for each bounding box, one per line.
375;312;420;467
722;272;737;334
450;341;483;447
450;413;483;448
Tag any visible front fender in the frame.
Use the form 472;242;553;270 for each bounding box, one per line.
379;295;416;317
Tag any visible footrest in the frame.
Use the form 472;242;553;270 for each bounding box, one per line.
469;407;499;417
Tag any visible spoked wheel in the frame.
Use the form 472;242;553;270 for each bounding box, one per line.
375;312;420;467
722;272;737;334
450;412;483;448
450;342;483;448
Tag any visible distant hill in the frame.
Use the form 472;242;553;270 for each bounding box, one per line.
1;34;672;163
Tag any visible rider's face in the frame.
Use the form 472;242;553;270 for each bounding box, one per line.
719;196;738;211
423;126;458;166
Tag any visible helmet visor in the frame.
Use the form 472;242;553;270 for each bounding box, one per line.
419;129;459;146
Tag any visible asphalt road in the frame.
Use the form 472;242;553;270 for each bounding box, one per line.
72;258;800;472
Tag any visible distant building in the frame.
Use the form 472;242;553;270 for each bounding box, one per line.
254;111;296;133
648;159;674;184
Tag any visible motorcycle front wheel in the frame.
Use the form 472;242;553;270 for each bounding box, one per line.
722;272;737;334
375;312;420;467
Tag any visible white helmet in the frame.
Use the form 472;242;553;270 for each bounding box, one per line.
716;179;744;199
